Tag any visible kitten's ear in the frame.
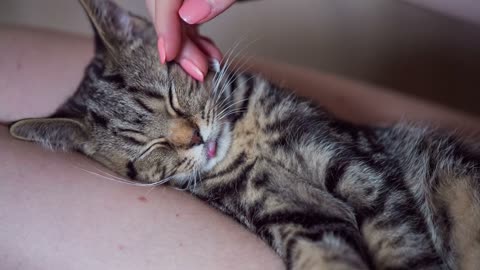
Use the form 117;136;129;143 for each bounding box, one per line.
9;118;88;151
79;0;151;51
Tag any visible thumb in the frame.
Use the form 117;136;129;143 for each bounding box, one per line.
179;0;236;25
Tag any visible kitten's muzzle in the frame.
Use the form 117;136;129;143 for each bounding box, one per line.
169;119;204;148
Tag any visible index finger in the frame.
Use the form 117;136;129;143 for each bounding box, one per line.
145;0;184;62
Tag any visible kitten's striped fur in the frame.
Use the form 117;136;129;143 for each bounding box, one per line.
10;1;480;269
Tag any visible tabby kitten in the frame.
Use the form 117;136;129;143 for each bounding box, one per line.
10;0;480;269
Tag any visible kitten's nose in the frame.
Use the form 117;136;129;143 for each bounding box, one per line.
189;129;203;147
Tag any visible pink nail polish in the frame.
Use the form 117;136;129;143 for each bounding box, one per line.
157;37;166;64
180;59;205;81
179;0;212;24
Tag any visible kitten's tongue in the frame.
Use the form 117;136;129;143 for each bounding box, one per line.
207;141;217;158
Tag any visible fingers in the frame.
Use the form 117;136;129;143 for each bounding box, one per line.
145;0;183;63
145;0;225;81
179;0;236;24
177;36;209;81
177;28;223;80
195;36;223;62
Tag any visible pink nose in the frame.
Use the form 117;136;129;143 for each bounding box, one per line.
189;129;203;147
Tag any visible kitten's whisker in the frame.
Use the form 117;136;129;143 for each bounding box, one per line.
192;169;198;191
213;63;239;105
217;97;248;115
214;98;249;121
212;85;237;113
215;37;259;99
213;62;255;115
217;37;247;78
76;163;131;181
217;109;248;120
216;55;255;101
211;37;245;90
220;36;258;80
150;176;175;187
212;50;234;102
191;167;202;192
225;35;259;68
74;163;177;187
216;107;248;120
220;33;252;66
217;69;255;109
214;73;256;114
74;165;149;186
87;163;132;180
219;107;248;115
211;37;252;105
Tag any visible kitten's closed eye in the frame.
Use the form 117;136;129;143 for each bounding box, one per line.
117;128;149;145
138;138;170;159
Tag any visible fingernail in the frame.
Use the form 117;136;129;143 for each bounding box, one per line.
180;58;205;81
158;37;166;64
179;0;212;24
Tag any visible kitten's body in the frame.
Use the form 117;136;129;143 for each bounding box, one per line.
10;1;480;269
194;72;480;269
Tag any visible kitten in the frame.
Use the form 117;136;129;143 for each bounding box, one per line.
10;0;480;269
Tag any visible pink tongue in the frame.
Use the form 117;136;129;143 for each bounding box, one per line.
207;141;217;158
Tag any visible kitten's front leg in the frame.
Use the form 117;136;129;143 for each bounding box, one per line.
258;220;371;270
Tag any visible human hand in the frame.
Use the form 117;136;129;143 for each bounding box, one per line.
145;0;236;81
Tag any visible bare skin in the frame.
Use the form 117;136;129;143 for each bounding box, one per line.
1;26;479;270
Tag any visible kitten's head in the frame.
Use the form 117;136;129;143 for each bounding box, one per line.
9;0;233;186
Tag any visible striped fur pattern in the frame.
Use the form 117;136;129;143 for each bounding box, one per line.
10;1;480;269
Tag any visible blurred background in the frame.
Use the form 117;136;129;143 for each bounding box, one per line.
1;0;479;116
